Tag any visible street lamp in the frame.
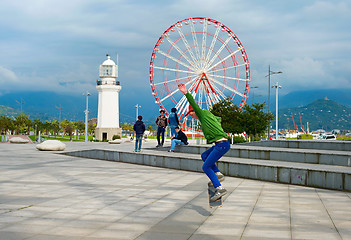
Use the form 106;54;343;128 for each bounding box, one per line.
265;65;282;139
135;104;141;120
83;91;91;143
272;82;282;140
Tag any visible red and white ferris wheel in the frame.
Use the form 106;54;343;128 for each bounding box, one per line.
149;17;250;123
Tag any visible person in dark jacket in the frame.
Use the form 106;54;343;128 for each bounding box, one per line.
168;127;188;152
155;110;167;147
168;107;180;138
133;115;145;152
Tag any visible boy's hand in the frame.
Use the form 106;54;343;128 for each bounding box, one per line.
178;84;187;95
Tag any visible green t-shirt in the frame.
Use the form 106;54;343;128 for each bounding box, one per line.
185;93;228;143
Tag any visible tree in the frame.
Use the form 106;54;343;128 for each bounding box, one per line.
122;122;129;136
0;115;13;135
210;99;274;140
33;119;44;135
241;103;274;139
147;125;155;132
14;114;32;135
210;98;244;134
75;120;85;135
61;119;75;141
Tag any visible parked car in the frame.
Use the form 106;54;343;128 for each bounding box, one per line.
319;134;336;140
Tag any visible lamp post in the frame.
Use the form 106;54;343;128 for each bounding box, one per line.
83;91;91;143
135;104;141;120
265;65;282;139
272;82;282;140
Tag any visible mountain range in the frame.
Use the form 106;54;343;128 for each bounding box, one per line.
273;98;351;131
0;89;350;131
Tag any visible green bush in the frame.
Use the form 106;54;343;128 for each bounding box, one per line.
112;135;121;140
297;134;313;140
231;136;246;144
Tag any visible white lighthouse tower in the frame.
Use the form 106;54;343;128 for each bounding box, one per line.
95;54;122;141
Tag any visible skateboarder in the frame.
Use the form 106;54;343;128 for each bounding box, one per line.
178;83;230;202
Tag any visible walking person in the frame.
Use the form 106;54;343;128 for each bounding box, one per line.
155;110;167;147
168;127;188;152
168;107;180;138
133;115;145;152
178;83;230;202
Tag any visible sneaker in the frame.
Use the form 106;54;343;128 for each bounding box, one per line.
156;144;161;148
210;188;227;202
208;173;225;186
168;150;174;152
217;173;225;182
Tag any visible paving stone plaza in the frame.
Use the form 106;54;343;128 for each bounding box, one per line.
0;141;350;240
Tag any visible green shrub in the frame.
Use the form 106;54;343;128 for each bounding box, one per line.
297;134;313;140
231;136;246;144
112;135;121;140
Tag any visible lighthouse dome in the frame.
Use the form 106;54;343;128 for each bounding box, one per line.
102;55;116;66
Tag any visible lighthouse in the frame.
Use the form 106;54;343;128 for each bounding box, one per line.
95;54;122;141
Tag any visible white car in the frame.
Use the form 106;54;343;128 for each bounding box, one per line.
319;134;336;140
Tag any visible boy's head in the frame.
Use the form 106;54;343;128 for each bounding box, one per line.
138;115;142;121
171;107;177;113
187;105;198;119
175;126;180;133
160;109;165;116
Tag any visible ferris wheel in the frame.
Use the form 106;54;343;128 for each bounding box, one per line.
149;17;250;123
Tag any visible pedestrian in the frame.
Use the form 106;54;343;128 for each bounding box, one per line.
155;109;167;147
178;83;230;202
168;126;188;152
168;107;180;138
133;115;145;152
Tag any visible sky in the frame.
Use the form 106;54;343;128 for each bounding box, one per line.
0;0;350;107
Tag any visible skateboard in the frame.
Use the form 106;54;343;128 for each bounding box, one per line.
208;184;222;208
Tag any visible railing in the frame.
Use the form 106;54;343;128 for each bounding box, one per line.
96;80;120;86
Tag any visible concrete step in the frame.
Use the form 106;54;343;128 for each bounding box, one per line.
152;144;351;167
242;140;351;151
63;148;351;192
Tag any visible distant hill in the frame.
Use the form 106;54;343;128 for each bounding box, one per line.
0;105;19;117
0;90;159;124
276;89;351;109
274;98;351;131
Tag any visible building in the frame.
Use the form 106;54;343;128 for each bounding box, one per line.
95;54;122;141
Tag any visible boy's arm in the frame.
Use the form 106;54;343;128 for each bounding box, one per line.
178;83;202;115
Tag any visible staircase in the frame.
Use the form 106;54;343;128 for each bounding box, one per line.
63;140;351;191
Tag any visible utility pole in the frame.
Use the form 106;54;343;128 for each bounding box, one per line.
16;98;25;115
56;105;63;123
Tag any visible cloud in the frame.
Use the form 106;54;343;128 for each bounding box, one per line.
0;66;18;82
0;0;350;99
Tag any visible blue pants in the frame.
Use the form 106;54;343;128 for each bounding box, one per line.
157;127;165;145
170;126;178;138
170;139;184;150
201;141;230;188
135;134;143;150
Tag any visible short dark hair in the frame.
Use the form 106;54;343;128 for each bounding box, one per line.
160;109;165;113
138;115;143;120
175;126;180;130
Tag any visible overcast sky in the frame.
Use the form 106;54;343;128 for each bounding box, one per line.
0;0;350;100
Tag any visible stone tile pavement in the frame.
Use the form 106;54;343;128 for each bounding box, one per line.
0;141;350;239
